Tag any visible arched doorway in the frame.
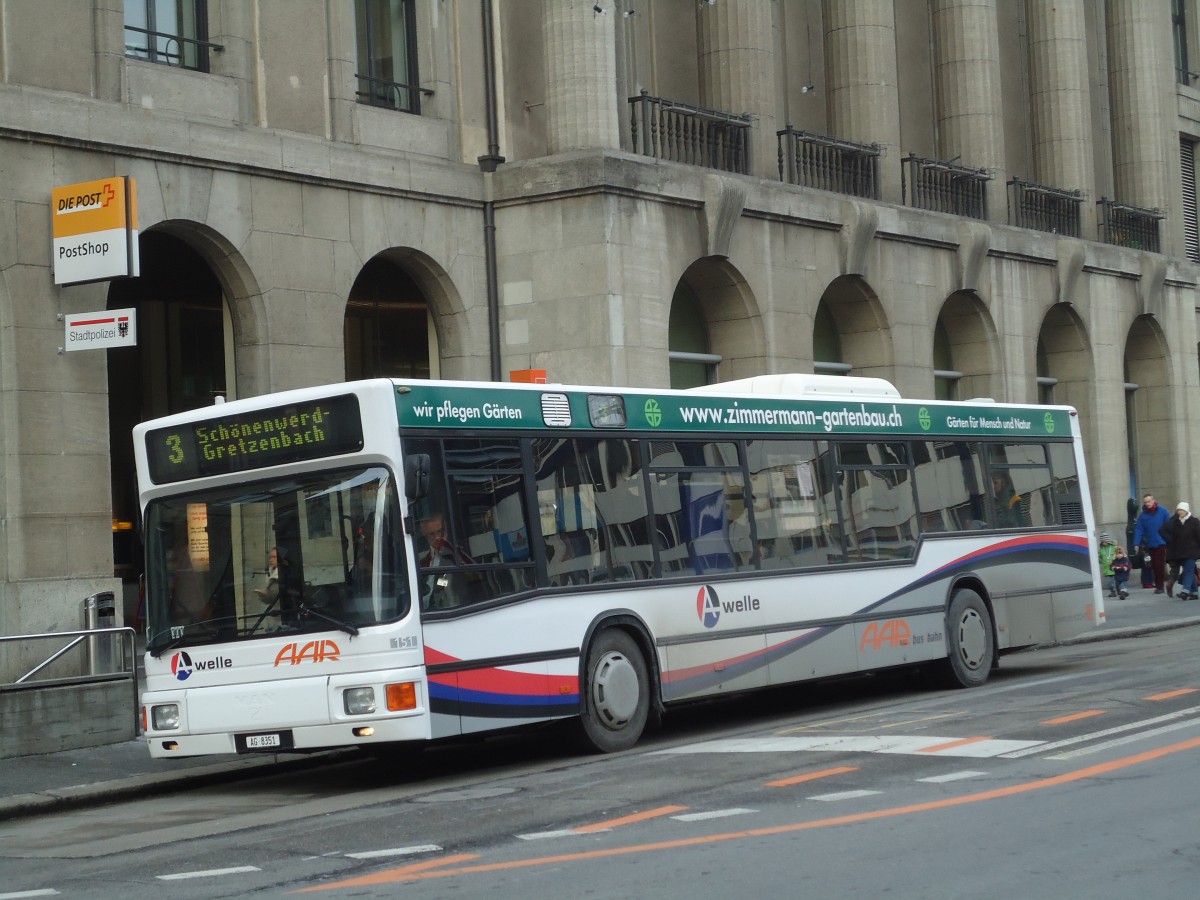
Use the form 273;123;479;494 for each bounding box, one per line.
934;290;998;401
344;256;438;380
668;281;714;389
107;230;233;614
667;259;764;387
1125;316;1170;501
813;276;891;379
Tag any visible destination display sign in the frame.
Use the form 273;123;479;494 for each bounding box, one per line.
394;384;1072;439
145;395;364;484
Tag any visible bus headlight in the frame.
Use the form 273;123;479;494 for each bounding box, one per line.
151;703;180;730
344;687;377;715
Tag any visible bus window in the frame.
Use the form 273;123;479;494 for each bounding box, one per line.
647;439;746;576
411;438;535;609
835;441;918;562
143;465;407;655
745;439;840;568
533;438;605;587
1047;442;1083;525
581;438;652;582
914;441;986;533
984;443;1052;528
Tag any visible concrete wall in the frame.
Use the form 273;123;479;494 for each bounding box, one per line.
0;679;136;758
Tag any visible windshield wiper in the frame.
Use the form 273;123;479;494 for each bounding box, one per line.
147;634;187;658
298;601;359;637
147;628;218;658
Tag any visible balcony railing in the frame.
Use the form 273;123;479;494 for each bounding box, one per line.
355;73;429;115
124;25;222;71
902;154;990;220
1007;178;1082;236
628;91;752;175
777;127;880;200
1097;198;1163;253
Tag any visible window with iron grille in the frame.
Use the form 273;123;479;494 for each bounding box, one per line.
124;0;211;71
355;0;420;114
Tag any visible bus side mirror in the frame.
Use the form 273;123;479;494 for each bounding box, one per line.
405;454;430;500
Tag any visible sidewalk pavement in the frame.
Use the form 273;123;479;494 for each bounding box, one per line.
2;585;1197;823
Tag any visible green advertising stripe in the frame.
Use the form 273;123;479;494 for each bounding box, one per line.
395;386;1070;438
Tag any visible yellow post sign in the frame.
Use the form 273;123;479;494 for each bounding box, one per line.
51;177;140;285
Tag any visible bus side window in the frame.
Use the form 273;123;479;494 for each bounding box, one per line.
746;438;839;569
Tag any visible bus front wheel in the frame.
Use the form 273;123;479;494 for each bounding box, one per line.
578;629;650;753
939;588;994;688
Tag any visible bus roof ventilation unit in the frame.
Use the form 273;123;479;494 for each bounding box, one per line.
689;373;902;400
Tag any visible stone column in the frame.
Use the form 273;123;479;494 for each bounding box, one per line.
823;0;903;203
1106;0;1179;248
1026;0;1096;233
544;1;621;153
932;0;1007;223
697;0;778;177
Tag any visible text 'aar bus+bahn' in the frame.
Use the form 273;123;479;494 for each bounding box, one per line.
134;375;1103;757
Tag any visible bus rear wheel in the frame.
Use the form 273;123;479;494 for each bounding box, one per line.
578;629;650;753
939;588;994;688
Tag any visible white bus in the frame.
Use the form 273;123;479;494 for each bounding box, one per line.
135;375;1102;757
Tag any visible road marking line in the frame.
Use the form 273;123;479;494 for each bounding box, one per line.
157;866;260;881
1048;718;1200;760
1041;710;1105;725
806;790;882;802
766;766;858;787
572;806;688;833
1000;705;1200;758
297;736;1200;891
658;735;1040;757
1145;688;1198;701
919;736;991;753
671;809;756;822
0;891;60;899
345;845;442;860
917;770;987;783
518;830;592;841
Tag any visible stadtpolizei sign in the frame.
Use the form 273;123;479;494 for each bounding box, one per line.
51;177;140;285
64;307;137;352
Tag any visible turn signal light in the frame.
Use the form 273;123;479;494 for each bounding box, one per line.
386;681;417;711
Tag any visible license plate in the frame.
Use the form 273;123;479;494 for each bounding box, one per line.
245;733;281;749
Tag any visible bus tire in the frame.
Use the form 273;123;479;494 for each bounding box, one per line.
578;629;650;753
939;588;994;688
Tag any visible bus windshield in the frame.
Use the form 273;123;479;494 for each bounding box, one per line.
144;465;409;655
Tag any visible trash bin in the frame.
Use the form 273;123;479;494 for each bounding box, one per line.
83;591;117;675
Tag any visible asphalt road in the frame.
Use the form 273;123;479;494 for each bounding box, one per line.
2;630;1198;899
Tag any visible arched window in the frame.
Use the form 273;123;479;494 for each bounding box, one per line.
668;282;716;389
345;258;434;380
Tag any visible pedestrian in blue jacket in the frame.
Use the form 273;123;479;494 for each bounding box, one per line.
1133;494;1171;593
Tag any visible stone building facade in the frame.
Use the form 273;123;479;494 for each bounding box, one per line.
2;0;1200;656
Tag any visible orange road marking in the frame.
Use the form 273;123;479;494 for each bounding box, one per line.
918;736;990;753
295;734;1200;892
765;766;858;788
571;805;688;833
1145;688;1198;701
1041;710;1105;725
294;854;479;890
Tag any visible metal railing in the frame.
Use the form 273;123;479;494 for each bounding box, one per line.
1007;177;1083;236
123;25;223;71
629;91;752;175
0;626;138;722
902;154;991;220
355;73;429;115
1097;198;1163;253
777;126;881;200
